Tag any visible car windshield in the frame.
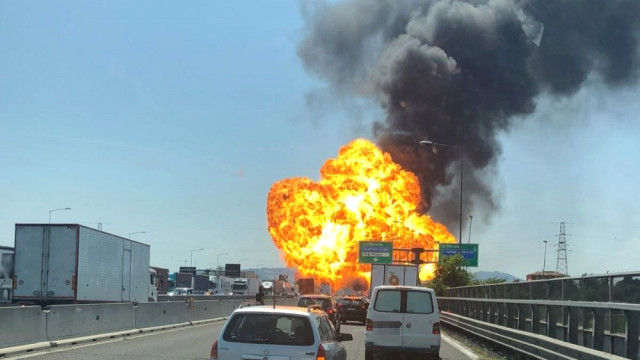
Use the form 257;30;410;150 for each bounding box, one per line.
222;313;314;346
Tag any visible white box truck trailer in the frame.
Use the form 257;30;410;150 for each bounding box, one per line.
13;224;151;304
369;264;419;295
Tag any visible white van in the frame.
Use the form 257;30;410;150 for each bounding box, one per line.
364;285;440;360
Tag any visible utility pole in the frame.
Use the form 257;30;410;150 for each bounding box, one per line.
542;240;548;275
556;222;569;276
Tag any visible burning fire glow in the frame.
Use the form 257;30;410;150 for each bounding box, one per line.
267;139;456;289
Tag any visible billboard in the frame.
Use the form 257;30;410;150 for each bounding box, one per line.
225;263;241;277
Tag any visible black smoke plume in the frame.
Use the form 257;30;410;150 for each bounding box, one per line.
298;0;640;230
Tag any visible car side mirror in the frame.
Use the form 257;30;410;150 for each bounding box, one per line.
338;332;353;342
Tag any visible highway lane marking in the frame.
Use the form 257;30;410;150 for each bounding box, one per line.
442;333;479;360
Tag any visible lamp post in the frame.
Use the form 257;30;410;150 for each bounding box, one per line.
48;207;71;224
419;140;465;256
542;240;548;275
467;214;473;245
128;231;146;240
190;248;205;267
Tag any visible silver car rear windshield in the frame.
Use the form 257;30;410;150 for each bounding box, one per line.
223;313;314;346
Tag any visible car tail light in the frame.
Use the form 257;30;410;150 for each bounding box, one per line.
361;305;365;309
210;340;218;360
316;344;326;360
327;309;333;314
432;322;440;335
366;318;373;331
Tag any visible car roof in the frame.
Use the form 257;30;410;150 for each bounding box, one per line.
232;305;326;317
299;294;331;298
374;285;433;292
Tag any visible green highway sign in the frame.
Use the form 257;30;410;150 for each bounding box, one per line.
439;243;479;267
358;241;393;264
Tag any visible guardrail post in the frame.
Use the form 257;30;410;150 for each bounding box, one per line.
518;304;528;331
624;310;639;360
593;308;605;351
531;304;540;334
548;306;558;339
489;302;497;324
568;306;579;344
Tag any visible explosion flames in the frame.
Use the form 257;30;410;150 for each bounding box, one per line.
267;139;456;289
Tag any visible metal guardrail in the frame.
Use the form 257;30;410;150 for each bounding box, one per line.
438;297;640;359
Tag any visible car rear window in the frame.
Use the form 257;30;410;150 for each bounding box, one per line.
406;290;434;314
373;290;401;312
342;298;364;305
222;313;314;346
298;297;331;309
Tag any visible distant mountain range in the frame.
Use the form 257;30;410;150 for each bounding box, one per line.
472;271;522;283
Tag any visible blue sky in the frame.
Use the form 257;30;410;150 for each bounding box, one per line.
2;1;639;279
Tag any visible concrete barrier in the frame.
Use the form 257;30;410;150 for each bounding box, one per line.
0;306;46;348
46;303;136;340
135;301;188;328
220;300;245;316
187;300;222;322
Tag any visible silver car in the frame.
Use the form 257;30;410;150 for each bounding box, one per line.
211;305;353;360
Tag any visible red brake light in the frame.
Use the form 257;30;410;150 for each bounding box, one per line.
432;322;441;335
361;305;365;309
366;319;373;331
327;309;333;314
210;340;218;359
316;344;326;360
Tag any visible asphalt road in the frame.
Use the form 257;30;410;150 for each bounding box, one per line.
10;321;475;360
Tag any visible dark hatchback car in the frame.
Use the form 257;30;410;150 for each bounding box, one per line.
337;296;369;324
296;294;342;333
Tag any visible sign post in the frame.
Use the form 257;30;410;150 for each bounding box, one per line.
358;241;393;264
438;243;479;267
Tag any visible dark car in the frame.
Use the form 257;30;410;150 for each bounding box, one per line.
337;296;369;324
296;294;342;333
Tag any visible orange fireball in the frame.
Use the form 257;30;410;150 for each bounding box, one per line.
266;138;456;289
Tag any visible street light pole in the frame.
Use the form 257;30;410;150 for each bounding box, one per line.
48;207;71;224
128;231;146;240
542;240;548;275
419;140;465;256
190;248;205;267
467;214;473;245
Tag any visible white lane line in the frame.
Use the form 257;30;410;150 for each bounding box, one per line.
442;333;479;360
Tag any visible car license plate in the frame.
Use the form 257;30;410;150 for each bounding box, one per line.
347;308;355;311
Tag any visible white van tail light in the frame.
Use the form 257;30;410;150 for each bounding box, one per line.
210;340;218;360
432;322;441;335
366;318;373;331
316;344;326;360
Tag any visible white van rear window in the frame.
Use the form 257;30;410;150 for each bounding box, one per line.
406;290;434;314
373;289;434;314
373;290;401;312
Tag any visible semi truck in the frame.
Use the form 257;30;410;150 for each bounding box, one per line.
298;278;315;295
209;274;234;295
0;245;13;303
151;266;169;294
369;264;419;295
232;277;259;295
13;224;152;304
193;274;209;294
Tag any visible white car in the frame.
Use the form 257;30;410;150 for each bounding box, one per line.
211;305;353;360
364;285;440;360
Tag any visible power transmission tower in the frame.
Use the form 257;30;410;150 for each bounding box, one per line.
556;222;569;275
